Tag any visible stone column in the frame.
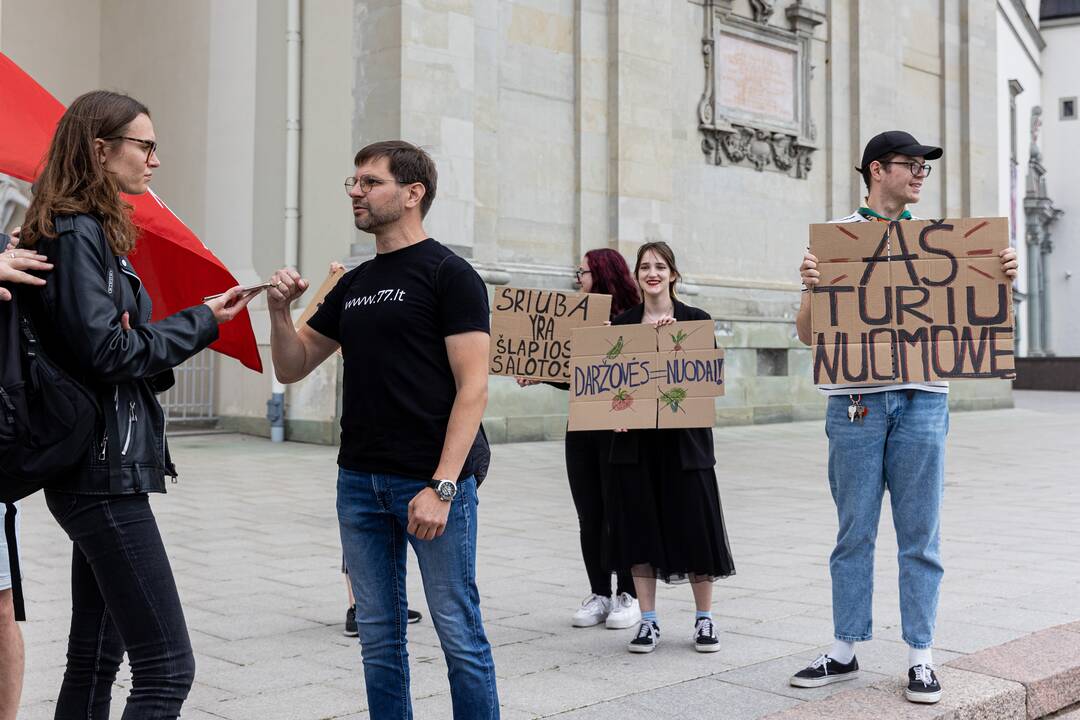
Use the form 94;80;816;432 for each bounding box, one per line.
348;0;476;263
609;0;674;258
203;0;261;286
1040;237;1054;355
1026;227;1044;355
576;0;613;259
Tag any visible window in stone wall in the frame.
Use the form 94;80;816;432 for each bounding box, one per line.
756;348;789;377
1061;97;1078;121
696;0;824;178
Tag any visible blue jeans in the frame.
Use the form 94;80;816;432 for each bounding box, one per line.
337;469;499;720
825;390;948;649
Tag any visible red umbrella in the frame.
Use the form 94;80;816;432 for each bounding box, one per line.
0;51;263;372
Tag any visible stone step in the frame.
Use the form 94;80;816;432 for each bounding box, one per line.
949;622;1080;719
762;622;1080;720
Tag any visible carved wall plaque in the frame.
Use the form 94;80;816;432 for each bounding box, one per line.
697;0;824;179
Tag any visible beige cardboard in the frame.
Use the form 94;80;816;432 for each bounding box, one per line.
656;320;716;352
568;322;724;430
568;399;659;431
657;396;717;429
570;324;658;357
809;217;1014;384
569;352;661;401
655;349;726;398
295;266;346;331
489;287;612;381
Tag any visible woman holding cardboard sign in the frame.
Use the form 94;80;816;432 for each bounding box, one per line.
605;241;734;655
518;248;642;630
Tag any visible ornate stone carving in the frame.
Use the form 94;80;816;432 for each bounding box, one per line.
749;0;775;24
701;124;813;177
697;0;821;179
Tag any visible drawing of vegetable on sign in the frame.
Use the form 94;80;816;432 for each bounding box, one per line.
669;324;703;354
611;389;635;412
604;335;625;363
670;329;688;354
660;387;688;414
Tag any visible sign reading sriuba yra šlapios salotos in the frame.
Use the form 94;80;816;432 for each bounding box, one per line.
489;288;612;382
568;320;724;431
810;218;1015;385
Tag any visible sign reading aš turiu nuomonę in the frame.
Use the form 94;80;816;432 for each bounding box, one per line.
810;217;1015;385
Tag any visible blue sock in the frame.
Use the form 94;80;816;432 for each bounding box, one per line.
642;610;658;626
696;610;712;621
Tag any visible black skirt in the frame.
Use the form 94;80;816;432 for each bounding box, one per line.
604;429;735;584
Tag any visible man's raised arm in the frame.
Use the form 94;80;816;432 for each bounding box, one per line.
267;267;340;383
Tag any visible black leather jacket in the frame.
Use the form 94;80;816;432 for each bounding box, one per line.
23;214;219;495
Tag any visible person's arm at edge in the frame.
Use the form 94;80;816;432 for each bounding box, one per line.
795;252;818;346
435;330;490;481
407;330;489;541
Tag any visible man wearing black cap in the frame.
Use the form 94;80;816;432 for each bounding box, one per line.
788;132;1018;704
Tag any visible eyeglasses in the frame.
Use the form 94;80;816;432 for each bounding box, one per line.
105;136;157;164
574;268;591;281
880;161;932;178
344;175;395;194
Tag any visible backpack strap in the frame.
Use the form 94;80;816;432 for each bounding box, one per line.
3;502;24;621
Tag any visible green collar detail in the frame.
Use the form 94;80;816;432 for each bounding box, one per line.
858;206;912;222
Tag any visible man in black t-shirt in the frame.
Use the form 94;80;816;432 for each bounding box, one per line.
267;141;498;719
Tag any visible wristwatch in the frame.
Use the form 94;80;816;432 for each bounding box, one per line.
428;478;457;502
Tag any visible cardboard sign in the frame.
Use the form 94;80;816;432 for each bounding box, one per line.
295;266;346;331
568;320;724;431
489;287;612;382
809;218;1015;384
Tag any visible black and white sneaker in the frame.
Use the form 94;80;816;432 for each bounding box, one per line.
693;617;720;653
789;654;859;688
407;609;423;624
906;664;941;704
343;606;358;637
628;621;660;653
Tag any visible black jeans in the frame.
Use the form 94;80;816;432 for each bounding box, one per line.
564;430;635;598
44;491;194;720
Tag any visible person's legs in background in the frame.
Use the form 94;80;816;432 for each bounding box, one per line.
0;503;22;720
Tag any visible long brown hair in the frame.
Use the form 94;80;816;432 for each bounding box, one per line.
21;90;150;254
634;241;680;300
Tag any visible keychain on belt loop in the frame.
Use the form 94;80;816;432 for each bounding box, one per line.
848;394;869;423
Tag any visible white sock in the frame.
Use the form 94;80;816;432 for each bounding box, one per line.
829;639;856;664
909;646;933;667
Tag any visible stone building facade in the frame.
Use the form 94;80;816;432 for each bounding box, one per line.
1;0;1013;444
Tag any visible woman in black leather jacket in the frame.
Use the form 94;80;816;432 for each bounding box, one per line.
19;90;253;719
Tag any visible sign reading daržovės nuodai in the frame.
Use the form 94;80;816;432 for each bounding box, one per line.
568;320;724;431
809;218;1015;385
488;287;613;382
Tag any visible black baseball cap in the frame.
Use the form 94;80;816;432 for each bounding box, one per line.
854;131;942;172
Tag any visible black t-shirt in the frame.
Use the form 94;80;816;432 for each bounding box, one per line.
307;239;491;481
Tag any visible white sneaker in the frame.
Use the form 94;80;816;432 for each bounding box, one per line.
605;592;641;629
571;593;611;627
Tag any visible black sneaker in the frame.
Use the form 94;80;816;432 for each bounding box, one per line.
693;617;720;653
343;606;358;637
628;620;660;653
407;609;423;624
790;654;859;688
906;664;941;704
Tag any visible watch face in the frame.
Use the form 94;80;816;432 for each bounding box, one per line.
435;480;456;500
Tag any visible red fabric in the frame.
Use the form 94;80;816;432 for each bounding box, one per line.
0;52;262;372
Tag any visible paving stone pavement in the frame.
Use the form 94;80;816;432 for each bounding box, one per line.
14;391;1080;719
